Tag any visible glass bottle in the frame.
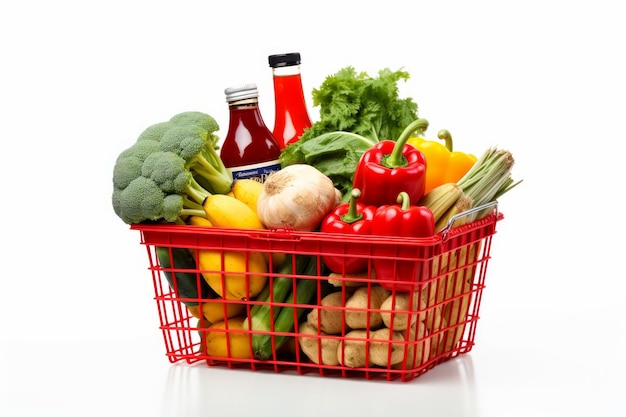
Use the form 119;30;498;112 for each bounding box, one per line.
268;52;312;149
220;83;282;183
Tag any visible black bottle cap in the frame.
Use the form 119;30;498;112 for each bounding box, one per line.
268;52;301;68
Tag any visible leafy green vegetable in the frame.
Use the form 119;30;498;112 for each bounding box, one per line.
281;131;376;201
280;66;420;201
302;66;419;142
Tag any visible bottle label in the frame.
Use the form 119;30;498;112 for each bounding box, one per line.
228;160;281;183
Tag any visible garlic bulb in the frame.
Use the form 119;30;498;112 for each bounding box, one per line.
257;164;340;231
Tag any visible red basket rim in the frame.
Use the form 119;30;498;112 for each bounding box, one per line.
130;212;502;248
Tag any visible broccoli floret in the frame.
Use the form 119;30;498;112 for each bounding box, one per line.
159;125;232;194
112;155;143;191
112;111;233;225
137;121;171;143
112;141;161;190
114;176;168;224
170;111;219;134
170;112;223;151
159;126;205;161
141;151;190;194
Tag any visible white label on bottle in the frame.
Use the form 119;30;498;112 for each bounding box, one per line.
228;159;281;183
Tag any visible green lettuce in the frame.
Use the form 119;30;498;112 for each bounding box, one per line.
279;66;420;202
280;131;376;202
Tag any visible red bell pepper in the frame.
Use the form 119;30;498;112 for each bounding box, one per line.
352;118;429;207
320;188;377;273
371;191;435;291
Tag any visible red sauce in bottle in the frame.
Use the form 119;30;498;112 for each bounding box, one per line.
220;84;281;183
269;53;312;149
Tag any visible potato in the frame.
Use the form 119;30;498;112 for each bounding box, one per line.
380;290;428;331
327;271;375;288
369;327;406;367
307;291;345;335
394;322;431;370
345;286;391;329
298;321;340;365
437;292;471;355
337;329;370;368
435;243;481;356
335;324;431;370
425;306;447;359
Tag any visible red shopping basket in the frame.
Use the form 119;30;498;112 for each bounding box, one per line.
131;202;502;382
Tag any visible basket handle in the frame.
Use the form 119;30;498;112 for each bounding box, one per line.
439;201;499;241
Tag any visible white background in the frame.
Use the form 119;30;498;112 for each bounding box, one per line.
1;0;624;416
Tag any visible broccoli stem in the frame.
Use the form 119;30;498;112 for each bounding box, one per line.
182;195;204;211
185;176;212;206
192;148;233;195
180;208;207;218
178;195;208;221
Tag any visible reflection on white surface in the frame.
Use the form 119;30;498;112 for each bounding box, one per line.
160;355;478;417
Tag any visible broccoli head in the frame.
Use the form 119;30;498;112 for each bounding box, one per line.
112;111;233;225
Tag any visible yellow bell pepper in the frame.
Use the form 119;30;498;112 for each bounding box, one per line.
407;129;477;194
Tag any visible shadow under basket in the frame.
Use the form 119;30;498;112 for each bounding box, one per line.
131;202;503;382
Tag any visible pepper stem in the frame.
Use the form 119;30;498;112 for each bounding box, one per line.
396;191;411;210
340;188;364;223
437;129;454;152
385;118;429;168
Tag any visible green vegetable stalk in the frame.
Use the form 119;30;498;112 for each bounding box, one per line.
251;255;319;360
456;147;522;222
112;111;234;225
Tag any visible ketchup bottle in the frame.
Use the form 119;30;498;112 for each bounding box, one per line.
220;84;281;183
268;52;312;149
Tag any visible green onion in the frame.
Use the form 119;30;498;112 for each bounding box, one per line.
456;147;522;221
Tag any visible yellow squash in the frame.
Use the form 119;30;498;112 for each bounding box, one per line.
186;215;213;227
202;194;265;229
203;317;251;359
198;249;268;300
230;179;287;268
201;297;246;323
231;178;264;214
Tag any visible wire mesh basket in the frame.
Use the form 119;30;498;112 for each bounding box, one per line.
131;202;502;382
